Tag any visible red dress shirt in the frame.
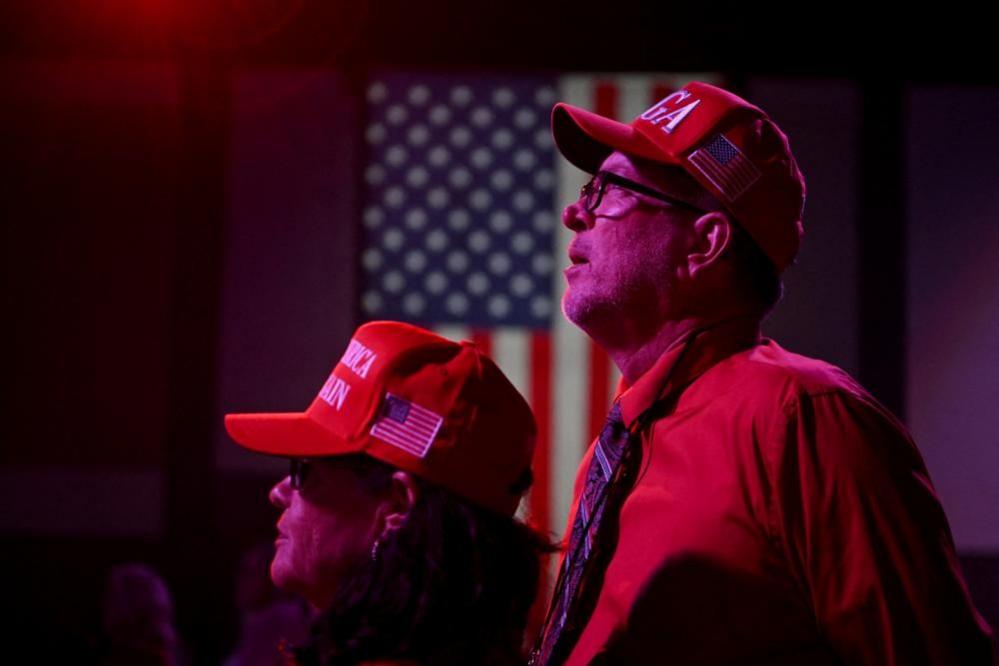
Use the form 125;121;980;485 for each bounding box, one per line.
561;317;994;665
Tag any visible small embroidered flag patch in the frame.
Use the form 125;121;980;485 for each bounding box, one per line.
688;133;761;202
370;393;444;458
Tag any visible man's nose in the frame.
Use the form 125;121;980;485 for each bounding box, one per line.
562;200;593;232
269;476;292;509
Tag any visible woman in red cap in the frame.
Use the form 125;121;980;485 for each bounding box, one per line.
226;320;555;665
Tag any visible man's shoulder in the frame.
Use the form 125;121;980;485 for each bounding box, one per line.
693;339;917;474
708;338;867;405
699;339;912;447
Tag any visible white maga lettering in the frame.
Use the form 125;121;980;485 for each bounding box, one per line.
640;91;700;134
340;339;378;379
659;99;700;134
640;90;690;123
319;376;351;411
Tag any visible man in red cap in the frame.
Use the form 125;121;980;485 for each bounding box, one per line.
532;82;994;665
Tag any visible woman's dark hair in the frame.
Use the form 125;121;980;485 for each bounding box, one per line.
291;454;557;666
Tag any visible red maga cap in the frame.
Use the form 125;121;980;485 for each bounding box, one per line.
552;81;806;273
225;320;536;517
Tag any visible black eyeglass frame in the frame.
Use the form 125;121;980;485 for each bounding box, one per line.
580;171;708;215
289;458;312;490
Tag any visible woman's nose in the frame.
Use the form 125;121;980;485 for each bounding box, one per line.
269;476;292;509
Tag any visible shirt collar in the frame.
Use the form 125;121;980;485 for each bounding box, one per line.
617;315;762;428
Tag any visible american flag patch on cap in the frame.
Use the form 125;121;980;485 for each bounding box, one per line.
370;393;444;458
688;133;761;202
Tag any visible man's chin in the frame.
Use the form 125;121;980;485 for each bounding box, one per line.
562;290;610;332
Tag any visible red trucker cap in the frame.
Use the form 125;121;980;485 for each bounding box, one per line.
552;81;806;273
225;320;536;517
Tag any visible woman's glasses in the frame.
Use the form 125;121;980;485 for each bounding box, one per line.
289;458;312;490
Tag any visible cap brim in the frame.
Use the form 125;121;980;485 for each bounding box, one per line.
225;412;362;458
552;103;672;173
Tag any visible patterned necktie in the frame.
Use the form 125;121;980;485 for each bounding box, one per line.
534;401;632;665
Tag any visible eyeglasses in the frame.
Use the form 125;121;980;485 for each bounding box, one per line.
580;171;706;217
289;459;312;490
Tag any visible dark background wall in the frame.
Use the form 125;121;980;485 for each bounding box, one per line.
2;2;996;662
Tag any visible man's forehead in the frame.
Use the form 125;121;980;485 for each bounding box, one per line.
599;151;641;174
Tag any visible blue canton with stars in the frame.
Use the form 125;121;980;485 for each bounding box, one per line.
360;73;558;329
703;134;738;165
383;395;411;422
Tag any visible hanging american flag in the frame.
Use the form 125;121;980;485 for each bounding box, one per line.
359;71;723;538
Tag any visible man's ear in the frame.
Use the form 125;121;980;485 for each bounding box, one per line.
376;471;419;540
687;211;733;278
